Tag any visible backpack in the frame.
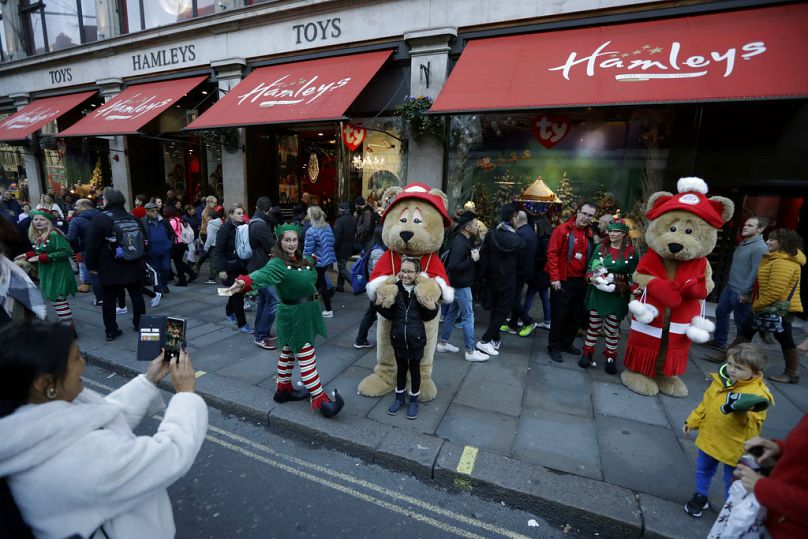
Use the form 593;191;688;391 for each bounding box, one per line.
177;220;195;245
351;247;377;295
104;211;145;261
235;223;253;260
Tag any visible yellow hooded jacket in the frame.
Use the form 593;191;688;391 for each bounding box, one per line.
686;365;774;466
753;249;805;313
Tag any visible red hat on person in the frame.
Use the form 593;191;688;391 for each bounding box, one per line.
645;177;726;229
380;182;451;227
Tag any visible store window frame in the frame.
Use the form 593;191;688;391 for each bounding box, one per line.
123;1;208;34
20;0;96;56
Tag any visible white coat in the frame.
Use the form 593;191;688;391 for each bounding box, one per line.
0;375;208;538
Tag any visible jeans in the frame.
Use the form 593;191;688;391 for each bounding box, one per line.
356;301;377;344
88;268;102;302
149;253;171;293
695;449;735;499
254;286;279;341
315;267;332;311
101;282;145;334
523;285;551;322
713;287;753;348
79;261;90;284
440;286;475;351
336;258;351;289
740;313;796;351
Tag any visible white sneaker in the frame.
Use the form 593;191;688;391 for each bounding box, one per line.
536;321;551;330
436;342;459;353
476;340;499;356
150;293;162;308
492;340;502;351
322;310;334;318
115;306;128;315
465;349;489;362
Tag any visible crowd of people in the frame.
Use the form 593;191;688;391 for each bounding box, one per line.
0;181;806;536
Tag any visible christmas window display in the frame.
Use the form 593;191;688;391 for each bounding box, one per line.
345;117;406;205
446;109;672;229
38;135;110;198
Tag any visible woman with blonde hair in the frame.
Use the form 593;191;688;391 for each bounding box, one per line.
17;210;77;330
303;205;337;317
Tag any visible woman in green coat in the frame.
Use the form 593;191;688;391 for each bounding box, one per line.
19;210;78;330
229;223;344;418
579;218;637;374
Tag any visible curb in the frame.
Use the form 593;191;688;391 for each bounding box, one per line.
84;349;714;539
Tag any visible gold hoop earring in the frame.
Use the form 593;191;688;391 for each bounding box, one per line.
45;386;57;400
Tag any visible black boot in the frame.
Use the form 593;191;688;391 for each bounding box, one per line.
273;385;310;403
318;389;345;418
407;392;419;420
578;351;594;369
387;391;405;415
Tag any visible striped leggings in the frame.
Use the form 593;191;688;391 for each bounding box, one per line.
52;297;73;324
583;310;620;357
277;344;323;399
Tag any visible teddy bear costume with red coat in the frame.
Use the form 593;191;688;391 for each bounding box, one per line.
624;180;730;379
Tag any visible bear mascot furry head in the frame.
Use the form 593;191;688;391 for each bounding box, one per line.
622;177;734;397
357;183;454;402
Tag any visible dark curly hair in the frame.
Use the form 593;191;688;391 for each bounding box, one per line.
768;229;803;256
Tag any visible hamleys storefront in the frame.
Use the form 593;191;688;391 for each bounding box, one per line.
430;2;808;298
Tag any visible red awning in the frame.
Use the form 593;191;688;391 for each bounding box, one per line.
186;50;391;130
0;91;96;141
59;76;207;137
431;4;808;113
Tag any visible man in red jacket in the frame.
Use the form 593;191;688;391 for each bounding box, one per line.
544;201;596;363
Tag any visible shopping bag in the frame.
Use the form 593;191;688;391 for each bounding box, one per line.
707;480;766;539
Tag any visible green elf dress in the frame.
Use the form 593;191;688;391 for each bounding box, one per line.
584;242;638;319
28;230;78;302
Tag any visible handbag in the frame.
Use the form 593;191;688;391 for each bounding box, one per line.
143;262;158;288
754;282;797;334
708;480;766;539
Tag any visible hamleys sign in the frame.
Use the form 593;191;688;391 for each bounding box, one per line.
0;106;60;130
430;4;808;112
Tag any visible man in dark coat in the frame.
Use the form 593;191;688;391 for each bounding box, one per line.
333;202;357;292
67;198;101;302
85;187;146;341
475;204;525;356
505;210;539;336
249;196;279;349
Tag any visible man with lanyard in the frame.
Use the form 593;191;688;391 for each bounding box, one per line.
545;201;597;363
703;216;770;361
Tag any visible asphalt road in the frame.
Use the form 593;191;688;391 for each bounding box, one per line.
81;363;581;539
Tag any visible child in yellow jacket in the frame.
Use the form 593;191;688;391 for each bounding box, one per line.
682;343;773;518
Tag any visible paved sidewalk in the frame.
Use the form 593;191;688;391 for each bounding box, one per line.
68;274;807;538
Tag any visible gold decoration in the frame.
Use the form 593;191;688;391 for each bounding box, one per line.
308;153;319;183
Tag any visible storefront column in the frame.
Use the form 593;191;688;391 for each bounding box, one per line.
404;27;456;190
212;59;247;206
10;93;44;204
97;78;133;209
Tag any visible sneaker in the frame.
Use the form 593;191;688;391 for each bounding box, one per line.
684;493;709;518
536;321;551;330
150;293;162;308
254;338;277;350
476;340;499;356
93;299;103;307
465;349;489;362
353;340;375;349
205;279;217;285
518;322;537;337
437;342;460;353
226;314;237;325
115;306;128;315
78;282;91;293
238;324;254;334
500;324;518;334
492;340;501;351
322;310;334;318
244;299;254;311
454;321;463;329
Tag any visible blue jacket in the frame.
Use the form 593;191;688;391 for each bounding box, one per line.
67;208;100;254
303;225;337;267
143;217;173;256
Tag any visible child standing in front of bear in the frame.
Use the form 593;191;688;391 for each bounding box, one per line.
682;343;774;518
376;257;439;420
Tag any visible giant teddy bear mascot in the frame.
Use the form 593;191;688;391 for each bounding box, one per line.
623;177;734;398
358;183;454;402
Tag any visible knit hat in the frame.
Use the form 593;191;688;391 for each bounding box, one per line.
645;177;726;228
380;182;451;226
607;217;629;233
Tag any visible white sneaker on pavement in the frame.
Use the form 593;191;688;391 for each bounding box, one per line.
465;349;489;362
476;340;499;356
536;321;551;330
150;293;162;308
322;310;334;318
436;342;459;353
115;306;128;315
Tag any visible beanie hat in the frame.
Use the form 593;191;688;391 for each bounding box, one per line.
645;177;726;228
380;183;451;226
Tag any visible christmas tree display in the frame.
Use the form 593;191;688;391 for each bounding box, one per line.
594;184;618;218
556;171;576;215
89;157;105;190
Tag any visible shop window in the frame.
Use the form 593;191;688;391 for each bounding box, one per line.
345;118;405;206
124;0;216;33
0;113;27;199
18;1;98;56
446;109;673;229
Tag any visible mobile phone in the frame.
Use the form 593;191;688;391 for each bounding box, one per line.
164;317;186;361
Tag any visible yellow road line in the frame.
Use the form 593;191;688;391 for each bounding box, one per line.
83;377;529;539
457;446;479;476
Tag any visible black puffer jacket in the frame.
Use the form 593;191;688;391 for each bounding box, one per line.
477;223;525;292
376;281;439;351
333;212;357;259
213;219;247;276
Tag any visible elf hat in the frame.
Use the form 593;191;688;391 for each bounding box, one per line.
606;217;629;233
29;209;56;222
381;182;451;227
644;177;726;229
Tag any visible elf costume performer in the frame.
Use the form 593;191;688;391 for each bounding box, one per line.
234;223;344;418
579;218;637;373
20;209;78;330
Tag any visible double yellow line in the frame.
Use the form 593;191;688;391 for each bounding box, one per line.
83;378;529;538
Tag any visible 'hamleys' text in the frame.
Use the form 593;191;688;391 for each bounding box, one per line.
96;94;173;121
237;74;351;108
